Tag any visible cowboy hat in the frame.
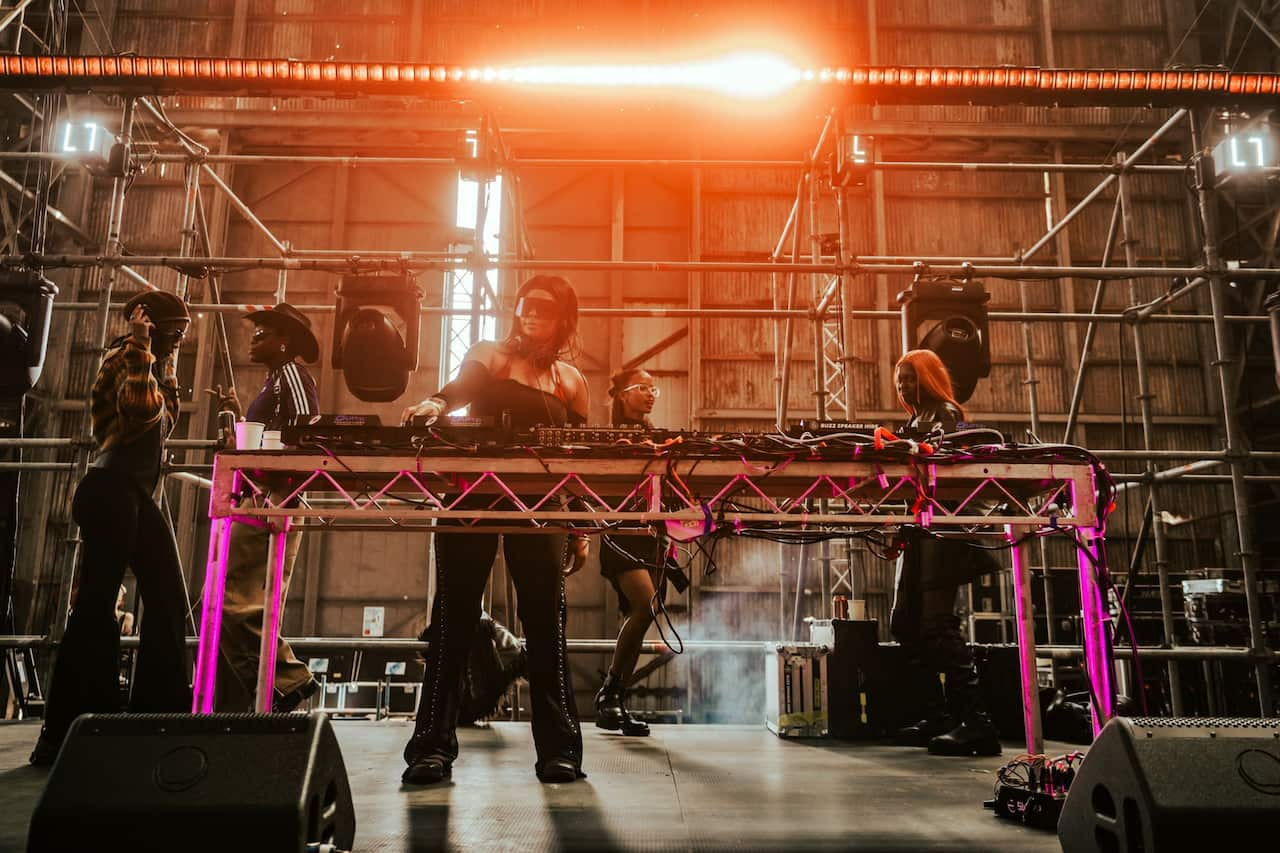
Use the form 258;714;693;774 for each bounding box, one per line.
244;302;319;363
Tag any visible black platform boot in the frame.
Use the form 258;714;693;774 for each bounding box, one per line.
594;672;649;736
927;713;1001;756
893;659;949;746
921;615;1001;757
893;713;954;747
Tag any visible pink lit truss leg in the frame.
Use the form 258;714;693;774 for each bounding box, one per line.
254;516;290;714
1076;526;1115;735
192;514;233;713
1005;523;1044;756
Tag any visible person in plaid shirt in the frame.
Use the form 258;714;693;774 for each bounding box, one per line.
30;290;192;766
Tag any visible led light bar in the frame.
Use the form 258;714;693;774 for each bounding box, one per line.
1;55;1279;107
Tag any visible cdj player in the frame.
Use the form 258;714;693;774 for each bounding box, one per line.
280;414;513;450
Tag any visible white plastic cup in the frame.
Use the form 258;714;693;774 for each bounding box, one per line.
261;430;284;450
851;599;868;621
234;421;265;450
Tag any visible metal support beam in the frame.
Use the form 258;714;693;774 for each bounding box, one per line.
200;162;288;256
50;97;136;644
1117;160;1183;713
1190;110;1275;716
1019;109;1187;264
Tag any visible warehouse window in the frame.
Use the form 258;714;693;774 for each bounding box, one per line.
440;131;502;393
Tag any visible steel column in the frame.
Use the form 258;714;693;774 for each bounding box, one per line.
50;98;135;644
1190;111;1275;716
1117;161;1184;713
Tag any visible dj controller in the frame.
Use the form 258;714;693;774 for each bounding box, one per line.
277;414;1022;464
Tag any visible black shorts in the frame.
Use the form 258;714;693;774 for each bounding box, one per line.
599;534;666;612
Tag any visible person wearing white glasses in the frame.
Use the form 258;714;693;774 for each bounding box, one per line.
594;368;663;736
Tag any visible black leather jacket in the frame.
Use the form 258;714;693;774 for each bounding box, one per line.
905;401;963;435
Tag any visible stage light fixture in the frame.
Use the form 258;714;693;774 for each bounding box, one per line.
331;275;422;403
897;278;991;404
0;271;58;397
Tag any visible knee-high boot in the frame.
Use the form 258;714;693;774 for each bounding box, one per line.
920;615;1001;757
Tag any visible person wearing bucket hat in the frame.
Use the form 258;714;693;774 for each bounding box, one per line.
204;303;320;713
30;290;193;766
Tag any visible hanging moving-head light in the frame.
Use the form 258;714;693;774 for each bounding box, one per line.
331;275;422;402
0;271;59;397
897;276;991;404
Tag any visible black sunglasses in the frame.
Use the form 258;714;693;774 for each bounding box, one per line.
153;323;188;342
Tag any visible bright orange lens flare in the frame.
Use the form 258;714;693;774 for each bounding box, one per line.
6;56;1280;105
504;52;804;98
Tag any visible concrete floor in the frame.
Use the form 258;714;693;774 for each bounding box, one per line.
0;719;1065;852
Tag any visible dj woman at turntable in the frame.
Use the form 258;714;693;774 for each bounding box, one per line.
399;274;590;785
890;349;1001;757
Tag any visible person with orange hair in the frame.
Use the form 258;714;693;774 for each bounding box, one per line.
889;349;1002;757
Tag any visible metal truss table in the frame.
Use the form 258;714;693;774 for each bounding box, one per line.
193;448;1114;754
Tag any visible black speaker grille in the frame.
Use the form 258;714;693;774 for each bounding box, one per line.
1126;716;1279;729
75;712;314;735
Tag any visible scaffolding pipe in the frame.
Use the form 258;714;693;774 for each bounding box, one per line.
776;170;807;429
0;438;217;448
872;160;1185;174
52;98;137;644
1019;108;1187;263
41;300;1272;325
835;180;858;420
777;112;834;427
1062;195;1123;444
15;252;1280;281
2;634;1276;661
199;162;288;256
1111;459;1224;492
193;183;237;388
285;249;470;258
42;300;1274;327
1113;473;1280;484
1117;161;1183;712
771;154;813;431
1134;275;1208;321
809;154;827;422
1191;111;1275;716
813;274;842;318
1038;645;1277;662
0;0;35;38
174;160;201;300
1092;448;1280;461
0;152;1208;175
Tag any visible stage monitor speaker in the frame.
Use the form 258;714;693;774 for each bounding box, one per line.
1058;716;1280;853
27;712;355;853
